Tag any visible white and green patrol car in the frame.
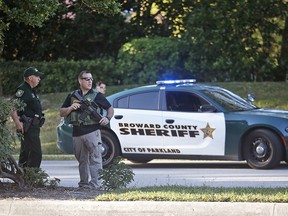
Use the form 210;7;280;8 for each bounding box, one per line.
57;80;288;169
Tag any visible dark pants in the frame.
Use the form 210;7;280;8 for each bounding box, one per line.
18;125;42;168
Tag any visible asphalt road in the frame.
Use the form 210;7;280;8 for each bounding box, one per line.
41;159;288;188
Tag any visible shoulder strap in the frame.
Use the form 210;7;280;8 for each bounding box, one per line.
74;89;98;101
74;90;84;101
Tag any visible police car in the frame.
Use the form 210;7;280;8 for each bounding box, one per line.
57;79;288;169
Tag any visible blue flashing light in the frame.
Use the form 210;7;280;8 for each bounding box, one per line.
156;79;196;85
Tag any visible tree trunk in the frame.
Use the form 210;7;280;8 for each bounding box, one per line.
0;80;3;96
0;155;25;188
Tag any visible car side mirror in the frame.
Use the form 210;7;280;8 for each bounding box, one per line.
247;93;256;102
199;104;217;112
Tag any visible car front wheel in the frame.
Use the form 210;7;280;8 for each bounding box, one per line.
101;129;120;168
243;129;283;169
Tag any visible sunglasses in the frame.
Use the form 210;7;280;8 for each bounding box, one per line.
81;77;93;81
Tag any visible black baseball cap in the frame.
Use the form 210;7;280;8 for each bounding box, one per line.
23;67;44;78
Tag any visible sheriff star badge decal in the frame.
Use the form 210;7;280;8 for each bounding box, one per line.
200;123;216;139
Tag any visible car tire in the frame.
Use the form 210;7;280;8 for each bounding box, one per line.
101;129;120;168
243;129;283;169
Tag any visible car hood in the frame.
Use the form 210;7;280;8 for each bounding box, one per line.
243;108;288;119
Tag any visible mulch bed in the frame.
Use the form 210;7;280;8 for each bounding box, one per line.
0;181;105;200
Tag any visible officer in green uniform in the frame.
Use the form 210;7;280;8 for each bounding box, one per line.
11;66;45;168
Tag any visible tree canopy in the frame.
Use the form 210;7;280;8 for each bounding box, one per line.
0;0;121;53
1;0;288;82
182;0;288;81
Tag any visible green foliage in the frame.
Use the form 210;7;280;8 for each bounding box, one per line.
0;124;15;160
182;0;288;81
1;0;59;27
126;1;193;38
117;37;189;84
22;167;60;188
1;1;288;82
0;58;119;95
0;0;121;54
0;20;6;53
0;97;23;160
96;185;288;203
0;0;58;52
2;1;129;61
82;0;121;15
98;157;134;191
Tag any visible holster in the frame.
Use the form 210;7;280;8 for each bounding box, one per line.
39;117;45;127
32;114;45;127
20;115;32;133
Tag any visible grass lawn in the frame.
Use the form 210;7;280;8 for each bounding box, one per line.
96;186;288;202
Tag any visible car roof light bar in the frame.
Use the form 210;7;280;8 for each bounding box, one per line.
156;79;196;86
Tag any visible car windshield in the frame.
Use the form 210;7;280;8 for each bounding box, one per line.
202;87;258;112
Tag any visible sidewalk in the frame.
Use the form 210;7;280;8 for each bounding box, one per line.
1;200;288;216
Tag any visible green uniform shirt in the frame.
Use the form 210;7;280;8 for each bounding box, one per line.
13;81;42;118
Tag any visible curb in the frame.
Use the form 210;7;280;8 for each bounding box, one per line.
1;200;288;216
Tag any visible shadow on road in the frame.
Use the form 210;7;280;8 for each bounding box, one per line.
128;160;288;170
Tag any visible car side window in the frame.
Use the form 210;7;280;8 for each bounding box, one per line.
117;96;128;108
117;91;159;110
166;91;209;112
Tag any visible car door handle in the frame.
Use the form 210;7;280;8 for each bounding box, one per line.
165;119;174;124
114;115;123;119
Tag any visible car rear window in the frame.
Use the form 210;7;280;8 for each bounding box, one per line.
116;91;159;110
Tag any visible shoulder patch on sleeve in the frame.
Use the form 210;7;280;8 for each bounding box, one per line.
15;89;24;97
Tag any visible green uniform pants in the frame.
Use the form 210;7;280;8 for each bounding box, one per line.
18;125;42;168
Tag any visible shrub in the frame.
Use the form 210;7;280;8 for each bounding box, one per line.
98;157;134;191
22;167;60;189
117;37;190;84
